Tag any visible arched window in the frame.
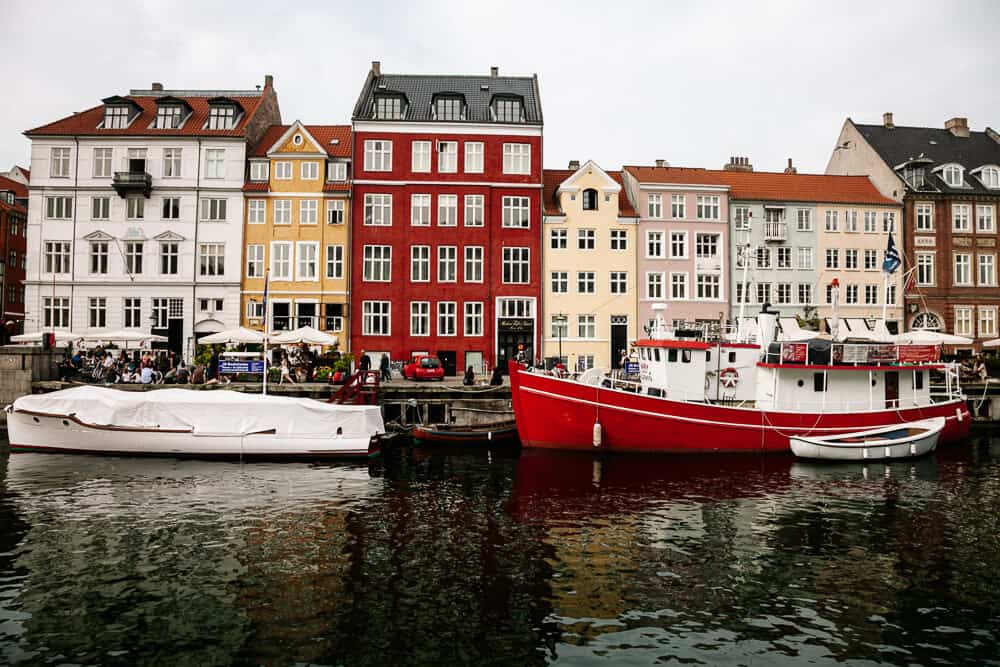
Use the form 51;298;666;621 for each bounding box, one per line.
911;312;942;330
582;188;598;211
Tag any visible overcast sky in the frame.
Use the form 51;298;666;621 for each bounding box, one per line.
2;0;998;175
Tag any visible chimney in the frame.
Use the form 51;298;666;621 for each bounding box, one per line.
151;82;163;92
371;60;381;76
724;156;753;172
264;74;274;89
784;158;797;174
655;159;668;168
945;117;969;138
490;66;498;78
568;159;580;170
883;112;894;129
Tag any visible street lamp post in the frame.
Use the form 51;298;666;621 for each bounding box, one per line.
553;313;568;368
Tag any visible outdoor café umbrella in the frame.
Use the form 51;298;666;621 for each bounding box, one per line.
9;330;80;344
892;329;973;345
198;327;265;345
983;338;1000;348
269;325;338;346
80;330;169;346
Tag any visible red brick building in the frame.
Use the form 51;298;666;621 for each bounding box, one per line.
349;62;543;375
0;174;28;342
828;115;1000;350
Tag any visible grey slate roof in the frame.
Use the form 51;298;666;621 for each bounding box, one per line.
352;72;542;125
855;122;1000;195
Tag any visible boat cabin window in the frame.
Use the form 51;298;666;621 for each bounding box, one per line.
654;349;661;362
729;351;736;363
813;372;827;392
706;350;711;362
682;350;692;363
668;349;677;362
647;387;663;397
915;371;924;390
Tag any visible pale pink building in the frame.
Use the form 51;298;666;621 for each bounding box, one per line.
622;165;730;333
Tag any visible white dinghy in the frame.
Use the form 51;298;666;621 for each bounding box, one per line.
5;386;385;459
789;417;945;462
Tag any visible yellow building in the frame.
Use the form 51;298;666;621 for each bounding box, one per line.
542;161;639;370
242;122;351;348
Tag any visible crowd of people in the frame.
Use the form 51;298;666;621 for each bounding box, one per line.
58;347;222;385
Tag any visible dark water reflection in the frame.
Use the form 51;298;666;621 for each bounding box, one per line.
0;435;999;666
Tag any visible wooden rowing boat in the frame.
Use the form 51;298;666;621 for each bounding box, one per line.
789;417;945;461
412;419;519;446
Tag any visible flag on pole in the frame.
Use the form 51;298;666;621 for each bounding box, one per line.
262;269;270;316
883;231;901;273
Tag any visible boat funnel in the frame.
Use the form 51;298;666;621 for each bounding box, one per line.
757;304;778;349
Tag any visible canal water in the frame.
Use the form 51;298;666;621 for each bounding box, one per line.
1;436;999;666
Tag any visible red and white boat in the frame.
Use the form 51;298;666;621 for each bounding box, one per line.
509;307;971;454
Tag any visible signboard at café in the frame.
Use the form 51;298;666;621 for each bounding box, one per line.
220;360;265;374
498;318;534;333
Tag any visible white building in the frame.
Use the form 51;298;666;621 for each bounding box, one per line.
24;78;280;357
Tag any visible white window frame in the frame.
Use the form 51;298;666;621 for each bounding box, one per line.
363;140;393;172
410;245;430;282
325;244;344;279
274;161;292;180
410;301;430;336
502;143;531;175
362;301;391;336
326;200;345;225
205;149;225;179
273;199;291;225
916;252;935;286
646;230;664;259
976;205;995;233
464;194;484;227
93;148;112;178
438;194;458;227
978;254;996;287
464;142;484;173
954;306;973;337
669;231;688;259
437;245;457;283
91;196;110;220
954;253;972;286
464;302;484;336
577;271;596;294
411;141;431;172
410;194;431;226
464;246;483;283
551;271;568;294
437;141;458;173
501;247;530;284
647;194;662;219
670;272;688;300
200;198;227;222
248;199;266;224
163;148;182;178
915;203;934;232
246;244;264;278
50;147;70;178
249;161;269;181
300;161;318;180
364;193;392;226
953;204;971;232
610;271;628;295
797;209;812;231
299;199;318;225
437;301;457;336
502;196;530;228
363;245;392;282
646;271;665;300
979;306;998;338
270;241;292;280
696;195;720;220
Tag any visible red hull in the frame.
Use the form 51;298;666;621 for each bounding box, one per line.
508;364;971;454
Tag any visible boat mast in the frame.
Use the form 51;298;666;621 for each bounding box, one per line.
737;211;754;343
262;270;270;396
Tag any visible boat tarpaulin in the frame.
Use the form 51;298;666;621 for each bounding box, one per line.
13;387;384;437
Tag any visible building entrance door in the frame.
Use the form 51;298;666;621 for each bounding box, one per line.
497;317;534;373
437;350;457;376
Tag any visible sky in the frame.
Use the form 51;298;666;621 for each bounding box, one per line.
2;0;999;175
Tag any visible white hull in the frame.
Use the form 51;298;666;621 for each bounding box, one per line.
789;417;944;461
7;411;377;458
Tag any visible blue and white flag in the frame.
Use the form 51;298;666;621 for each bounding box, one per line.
883;232;901;274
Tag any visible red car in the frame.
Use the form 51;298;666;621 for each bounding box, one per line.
403;356;445;381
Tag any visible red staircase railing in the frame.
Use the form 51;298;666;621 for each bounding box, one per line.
329;370;381;405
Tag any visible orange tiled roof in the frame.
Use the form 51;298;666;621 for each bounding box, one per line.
543;168;638;217
623;166;897;206
249;124;351;158
242;182;269;192
25;95;266;138
0;175;28;199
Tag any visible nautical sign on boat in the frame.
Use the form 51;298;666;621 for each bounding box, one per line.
898;345;939;363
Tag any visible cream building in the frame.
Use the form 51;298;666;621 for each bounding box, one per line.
542;161;639;371
816;200;904;331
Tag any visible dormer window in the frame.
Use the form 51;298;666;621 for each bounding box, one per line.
374;94;405;120
942;164;965;187
104;106;130;129
208;106;236;130
902;167;925;189
156;105;183;129
433;95;465;121
249;161;269;181
327;162;348;182
978;166;1000;189
582;189;598;211
492;96;524;123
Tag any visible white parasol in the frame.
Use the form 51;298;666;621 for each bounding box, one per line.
269;325;338;346
893;329;973;345
9;330;80;344
198;327;265;345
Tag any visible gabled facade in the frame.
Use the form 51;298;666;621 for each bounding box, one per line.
349;62;543;375
23;77;280;356
542;161;638;371
621;166;730;335
827;114;1000;347
241;122;352;349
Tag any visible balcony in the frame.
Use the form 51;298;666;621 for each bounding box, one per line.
763;222;788;242
112;170;152;198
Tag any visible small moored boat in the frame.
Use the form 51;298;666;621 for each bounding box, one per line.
789;417;945;461
412;419;518;446
5;386;385;459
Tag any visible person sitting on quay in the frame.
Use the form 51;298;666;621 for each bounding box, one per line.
490;366;504;386
463;366;476;386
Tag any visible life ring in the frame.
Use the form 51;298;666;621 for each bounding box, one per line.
719;367;740;389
